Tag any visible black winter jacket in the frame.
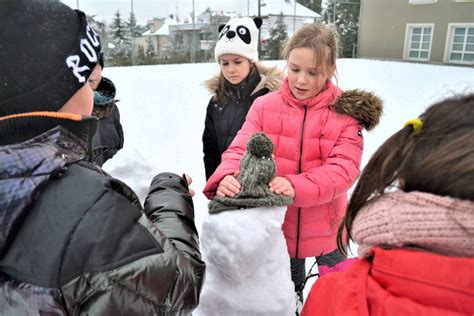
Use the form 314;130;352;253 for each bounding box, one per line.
0;113;205;315
92;77;124;166
202;63;283;180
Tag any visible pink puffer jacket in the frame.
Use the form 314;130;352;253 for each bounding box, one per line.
204;78;382;258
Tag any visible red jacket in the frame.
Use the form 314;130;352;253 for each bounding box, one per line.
203;79;382;258
302;247;474;316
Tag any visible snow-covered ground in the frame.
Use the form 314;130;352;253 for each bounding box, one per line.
102;58;473;304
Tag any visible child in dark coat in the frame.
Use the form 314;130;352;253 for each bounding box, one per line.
202;16;283;180
91;76;124;166
0;1;204;314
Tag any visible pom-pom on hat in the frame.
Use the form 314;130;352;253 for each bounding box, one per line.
214;17;262;64
0;0;102;116
209;132;293;213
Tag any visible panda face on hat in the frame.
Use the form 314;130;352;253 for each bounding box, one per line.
215;17;262;64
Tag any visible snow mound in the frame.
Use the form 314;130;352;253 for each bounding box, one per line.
195;206;294;316
102;146;154;203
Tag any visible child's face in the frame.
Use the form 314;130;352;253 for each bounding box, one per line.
58;64;102;115
219;54;252;85
87;64;102;91
287;47;334;100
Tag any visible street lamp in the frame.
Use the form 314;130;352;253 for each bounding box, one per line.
293;0;297;34
258;0;261;57
130;0;137;65
191;0;196;63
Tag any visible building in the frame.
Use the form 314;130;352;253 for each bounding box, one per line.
358;0;474;65
246;0;322;39
135;16;177;59
135;0;321;62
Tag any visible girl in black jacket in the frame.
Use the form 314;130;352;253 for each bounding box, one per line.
202;16;283;179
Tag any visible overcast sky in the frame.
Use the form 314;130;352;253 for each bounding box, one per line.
61;0;249;25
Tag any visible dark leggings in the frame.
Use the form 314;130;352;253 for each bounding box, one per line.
290;248;346;292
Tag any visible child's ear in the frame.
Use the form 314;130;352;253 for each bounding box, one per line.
253;17;262;29
218;24;226;33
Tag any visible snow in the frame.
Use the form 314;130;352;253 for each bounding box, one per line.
101;58;473;309
195;206;294;316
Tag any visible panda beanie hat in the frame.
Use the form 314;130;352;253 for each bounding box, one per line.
214;17;262;64
0;0;102;116
209;132;293;214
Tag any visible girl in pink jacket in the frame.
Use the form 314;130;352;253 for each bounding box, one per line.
203;23;383;309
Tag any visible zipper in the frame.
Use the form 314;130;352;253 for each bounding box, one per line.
295;106;307;258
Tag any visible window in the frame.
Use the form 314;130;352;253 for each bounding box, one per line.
404;24;434;61
409;0;437;4
444;23;474;64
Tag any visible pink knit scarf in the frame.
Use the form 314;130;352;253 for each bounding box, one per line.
352;191;474;258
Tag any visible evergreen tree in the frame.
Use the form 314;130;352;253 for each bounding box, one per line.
111;10;128;43
262;13;288;60
86;14;109;60
146;37;156;58
297;0;323;14
110;10;132;65
325;0;360;58
127;12;143;38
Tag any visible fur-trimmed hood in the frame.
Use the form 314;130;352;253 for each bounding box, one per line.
205;63;283;96
333;89;383;131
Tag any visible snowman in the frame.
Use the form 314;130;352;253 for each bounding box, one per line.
195;133;295;316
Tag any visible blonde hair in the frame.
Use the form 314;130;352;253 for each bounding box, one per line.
282;23;339;75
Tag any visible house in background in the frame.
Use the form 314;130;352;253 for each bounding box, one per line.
246;0;322;39
135;16;177;58
358;0;474;65
135;0;321;62
171;0;321;61
168;9;237;61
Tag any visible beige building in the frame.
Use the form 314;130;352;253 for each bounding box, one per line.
358;0;474;65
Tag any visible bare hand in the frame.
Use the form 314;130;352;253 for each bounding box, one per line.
216;171;241;197
183;173;195;197
269;177;295;197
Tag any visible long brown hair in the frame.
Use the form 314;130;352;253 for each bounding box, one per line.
281;23;339;76
337;93;474;255
215;63;257;101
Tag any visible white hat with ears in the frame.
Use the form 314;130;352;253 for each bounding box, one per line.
214;17;262;63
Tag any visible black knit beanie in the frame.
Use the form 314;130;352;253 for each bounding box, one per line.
0;0;102;116
209;132;293;213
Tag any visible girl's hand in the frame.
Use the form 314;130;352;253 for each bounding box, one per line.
216;171;241;197
269;177;295;197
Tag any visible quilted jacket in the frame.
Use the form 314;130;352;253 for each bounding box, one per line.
204;79;382;258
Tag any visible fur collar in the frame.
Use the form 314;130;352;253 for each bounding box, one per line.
205;63;283;96
333;89;383;131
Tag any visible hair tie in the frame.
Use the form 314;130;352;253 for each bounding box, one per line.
404;118;423;135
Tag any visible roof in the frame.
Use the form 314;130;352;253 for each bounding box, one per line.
247;0;320;18
142;17;178;36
